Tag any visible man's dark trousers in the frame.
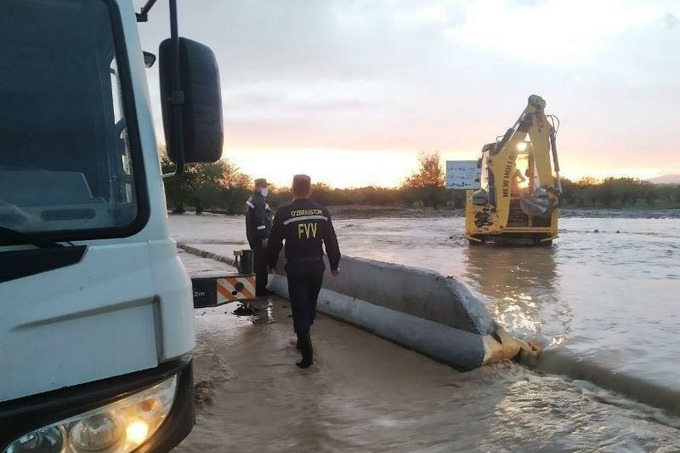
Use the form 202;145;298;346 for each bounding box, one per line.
252;245;268;294
285;259;325;336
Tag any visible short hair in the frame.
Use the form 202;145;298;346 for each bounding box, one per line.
292;174;311;197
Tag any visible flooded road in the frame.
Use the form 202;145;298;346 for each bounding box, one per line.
170;212;680;452
332;215;680;412
177;299;680;453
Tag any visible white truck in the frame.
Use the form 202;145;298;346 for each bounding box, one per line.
0;0;222;451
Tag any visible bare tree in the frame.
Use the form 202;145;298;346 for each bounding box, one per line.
402;151;446;209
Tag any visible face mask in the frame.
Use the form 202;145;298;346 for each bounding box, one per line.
260;188;269;197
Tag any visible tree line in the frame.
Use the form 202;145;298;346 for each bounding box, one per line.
161;151;680;214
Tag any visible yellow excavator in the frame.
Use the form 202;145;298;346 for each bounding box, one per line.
465;95;562;246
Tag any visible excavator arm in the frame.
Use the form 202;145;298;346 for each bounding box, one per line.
485;95;558;231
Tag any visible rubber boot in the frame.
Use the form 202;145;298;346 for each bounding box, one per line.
296;333;313;369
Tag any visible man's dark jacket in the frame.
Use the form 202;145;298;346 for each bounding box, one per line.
266;198;341;271
245;191;272;248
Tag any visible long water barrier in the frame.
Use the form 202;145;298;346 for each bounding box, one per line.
180;243;537;371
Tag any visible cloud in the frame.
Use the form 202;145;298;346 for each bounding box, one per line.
444;0;667;65
227;79;394;119
662;11;679;29
135;0;680;185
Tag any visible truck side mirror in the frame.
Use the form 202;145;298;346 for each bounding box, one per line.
159;37;223;164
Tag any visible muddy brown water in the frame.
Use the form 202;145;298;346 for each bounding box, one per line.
171;213;680;452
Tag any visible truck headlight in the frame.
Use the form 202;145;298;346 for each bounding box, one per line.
4;375;177;453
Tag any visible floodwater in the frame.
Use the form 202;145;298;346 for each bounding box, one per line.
169;212;680;452
333;215;680;410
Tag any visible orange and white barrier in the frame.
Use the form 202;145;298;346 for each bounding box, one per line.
216;276;256;303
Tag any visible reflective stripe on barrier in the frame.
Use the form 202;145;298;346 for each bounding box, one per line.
216;276;256;303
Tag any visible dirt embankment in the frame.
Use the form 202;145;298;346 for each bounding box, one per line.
328;205;680;220
181;205;679;221
327;205;463;219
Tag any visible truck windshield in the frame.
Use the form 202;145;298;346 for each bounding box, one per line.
0;0;145;238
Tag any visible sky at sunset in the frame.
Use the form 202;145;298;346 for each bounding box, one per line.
137;0;680;188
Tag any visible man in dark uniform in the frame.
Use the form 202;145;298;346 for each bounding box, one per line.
266;174;341;368
245;177;273;296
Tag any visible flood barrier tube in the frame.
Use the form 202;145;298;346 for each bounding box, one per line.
539;349;680;417
269;255;525;371
176;244;529;371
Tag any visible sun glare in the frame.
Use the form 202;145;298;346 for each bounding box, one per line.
227;147;671;188
229;148;424;188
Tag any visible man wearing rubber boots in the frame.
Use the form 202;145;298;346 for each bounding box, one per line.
266;174;341;368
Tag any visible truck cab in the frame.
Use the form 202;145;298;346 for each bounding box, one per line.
0;0;222;451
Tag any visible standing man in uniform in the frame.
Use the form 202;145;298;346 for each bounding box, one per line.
266;174;341;368
245;177;273;296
